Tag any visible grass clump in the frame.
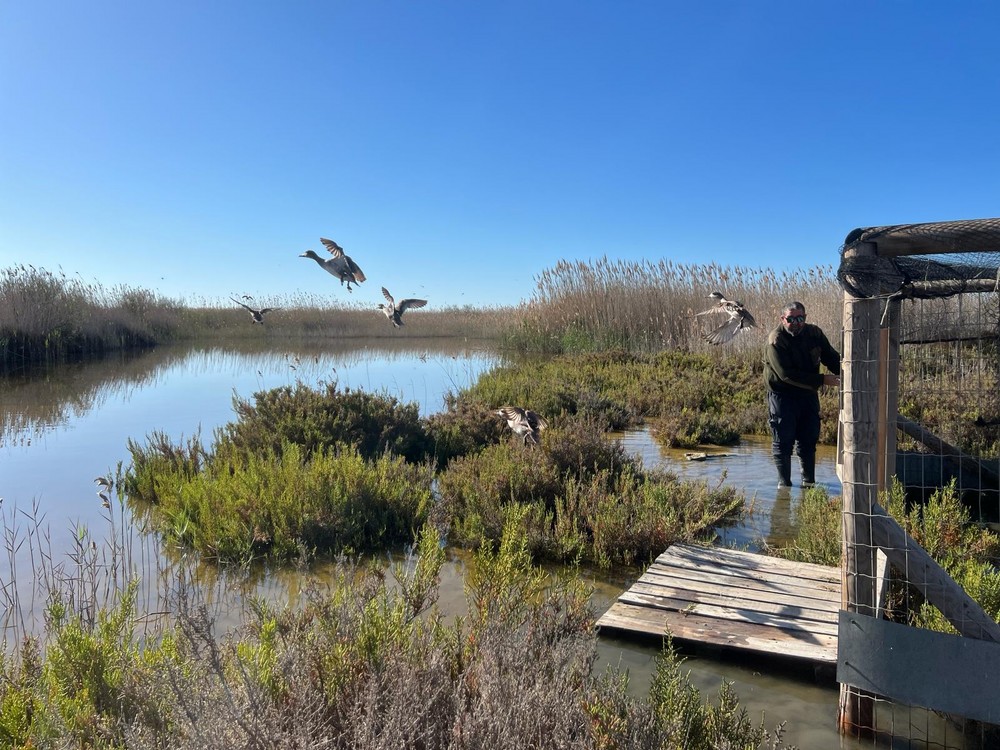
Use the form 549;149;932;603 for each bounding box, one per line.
220;381;432;463
129;441;433;561
436;418;745;568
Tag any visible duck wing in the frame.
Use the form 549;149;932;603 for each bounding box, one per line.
694;303;725;317
704;314;754;345
381;287;395;307
398;298;427;313
345;256;366;281
524;410;547;430
230;297;256;313
320;237;345;258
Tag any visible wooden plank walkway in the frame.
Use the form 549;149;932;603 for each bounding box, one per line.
596;543;841;664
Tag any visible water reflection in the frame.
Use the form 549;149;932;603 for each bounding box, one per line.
614;430;842;549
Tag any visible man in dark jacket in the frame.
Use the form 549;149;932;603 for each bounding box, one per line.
764;301;841;487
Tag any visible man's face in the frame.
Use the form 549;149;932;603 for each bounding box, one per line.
782;308;806;336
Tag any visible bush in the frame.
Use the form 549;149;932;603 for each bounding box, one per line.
220;382;432;463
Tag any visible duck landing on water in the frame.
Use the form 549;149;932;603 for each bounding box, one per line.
379;287;427;328
695;291;756;345
495;406;548;446
231;297;280;324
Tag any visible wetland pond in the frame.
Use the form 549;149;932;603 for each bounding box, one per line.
0;339;957;749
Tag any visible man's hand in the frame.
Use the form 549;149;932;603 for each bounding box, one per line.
823;374;841;387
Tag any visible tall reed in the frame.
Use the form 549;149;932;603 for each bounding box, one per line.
0;264;515;369
509;258;843;356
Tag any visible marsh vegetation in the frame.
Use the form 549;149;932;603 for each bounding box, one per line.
5;255;997;747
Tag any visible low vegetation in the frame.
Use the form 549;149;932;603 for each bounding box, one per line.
0;517;790;749
125;382;746;567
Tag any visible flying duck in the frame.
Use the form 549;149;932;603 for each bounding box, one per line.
299;238;366;292
695;291;756;345
496;406;548;446
230;297;280;325
379;287;427;328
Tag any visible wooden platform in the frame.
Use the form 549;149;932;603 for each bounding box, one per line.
596;543;841;664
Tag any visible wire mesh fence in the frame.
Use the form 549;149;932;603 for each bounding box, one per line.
837;219;1000;749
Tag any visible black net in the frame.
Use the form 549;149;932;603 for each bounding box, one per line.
838;218;1000;300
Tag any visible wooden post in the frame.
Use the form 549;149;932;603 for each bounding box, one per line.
838;240;882;737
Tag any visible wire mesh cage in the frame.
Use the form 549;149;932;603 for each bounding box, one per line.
836;219;1000;749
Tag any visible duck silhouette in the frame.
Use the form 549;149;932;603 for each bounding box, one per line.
695;292;756;345
495;406;548;446
299;238;366;292
230;297;280;325
379;287;427;328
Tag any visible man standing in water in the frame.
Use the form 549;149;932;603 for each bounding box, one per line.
764;301;841;488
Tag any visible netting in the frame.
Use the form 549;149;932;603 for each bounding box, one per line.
836;219;1000;748
839;218;1000;300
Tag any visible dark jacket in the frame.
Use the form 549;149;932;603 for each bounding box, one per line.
764;323;841;394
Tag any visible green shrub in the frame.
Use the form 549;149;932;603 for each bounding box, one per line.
423;393;508;467
221;382;432;463
127;441;434;563
767;486;842;566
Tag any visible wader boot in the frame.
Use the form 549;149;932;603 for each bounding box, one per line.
774;454;793;488
799;454;816;486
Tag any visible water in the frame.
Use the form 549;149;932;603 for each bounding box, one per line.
0;341;965;749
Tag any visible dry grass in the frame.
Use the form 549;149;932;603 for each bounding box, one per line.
510;258;843;355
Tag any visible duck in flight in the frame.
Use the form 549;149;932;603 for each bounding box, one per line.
495;406;548;446
379;287;427;328
299;238;366;292
230;297;280;325
695;291;756;345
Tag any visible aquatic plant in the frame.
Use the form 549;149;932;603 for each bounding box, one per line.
435;425;745;568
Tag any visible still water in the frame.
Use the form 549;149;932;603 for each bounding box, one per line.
0;340;963;749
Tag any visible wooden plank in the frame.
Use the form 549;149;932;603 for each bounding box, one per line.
658;544;841;582
598;602;837;663
626;580;839;623
616;590;839;637
897;415;1000;486
641;564;841;603
596;543;845;666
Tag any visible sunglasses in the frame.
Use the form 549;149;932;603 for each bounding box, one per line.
784;315;806;324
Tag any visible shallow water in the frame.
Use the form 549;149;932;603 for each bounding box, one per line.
0;341;968;749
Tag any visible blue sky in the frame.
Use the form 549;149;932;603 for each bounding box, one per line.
2;2;999;310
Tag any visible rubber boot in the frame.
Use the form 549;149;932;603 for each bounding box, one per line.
799;454;816;486
774;454;793;488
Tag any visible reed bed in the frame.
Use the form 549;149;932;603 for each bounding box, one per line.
0;265;185;366
510;258;843;356
0;265;514;369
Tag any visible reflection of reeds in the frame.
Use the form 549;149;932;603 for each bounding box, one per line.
512;258;843;354
0;339;507;448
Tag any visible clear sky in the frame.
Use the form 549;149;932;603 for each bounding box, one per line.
2;2;999;310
